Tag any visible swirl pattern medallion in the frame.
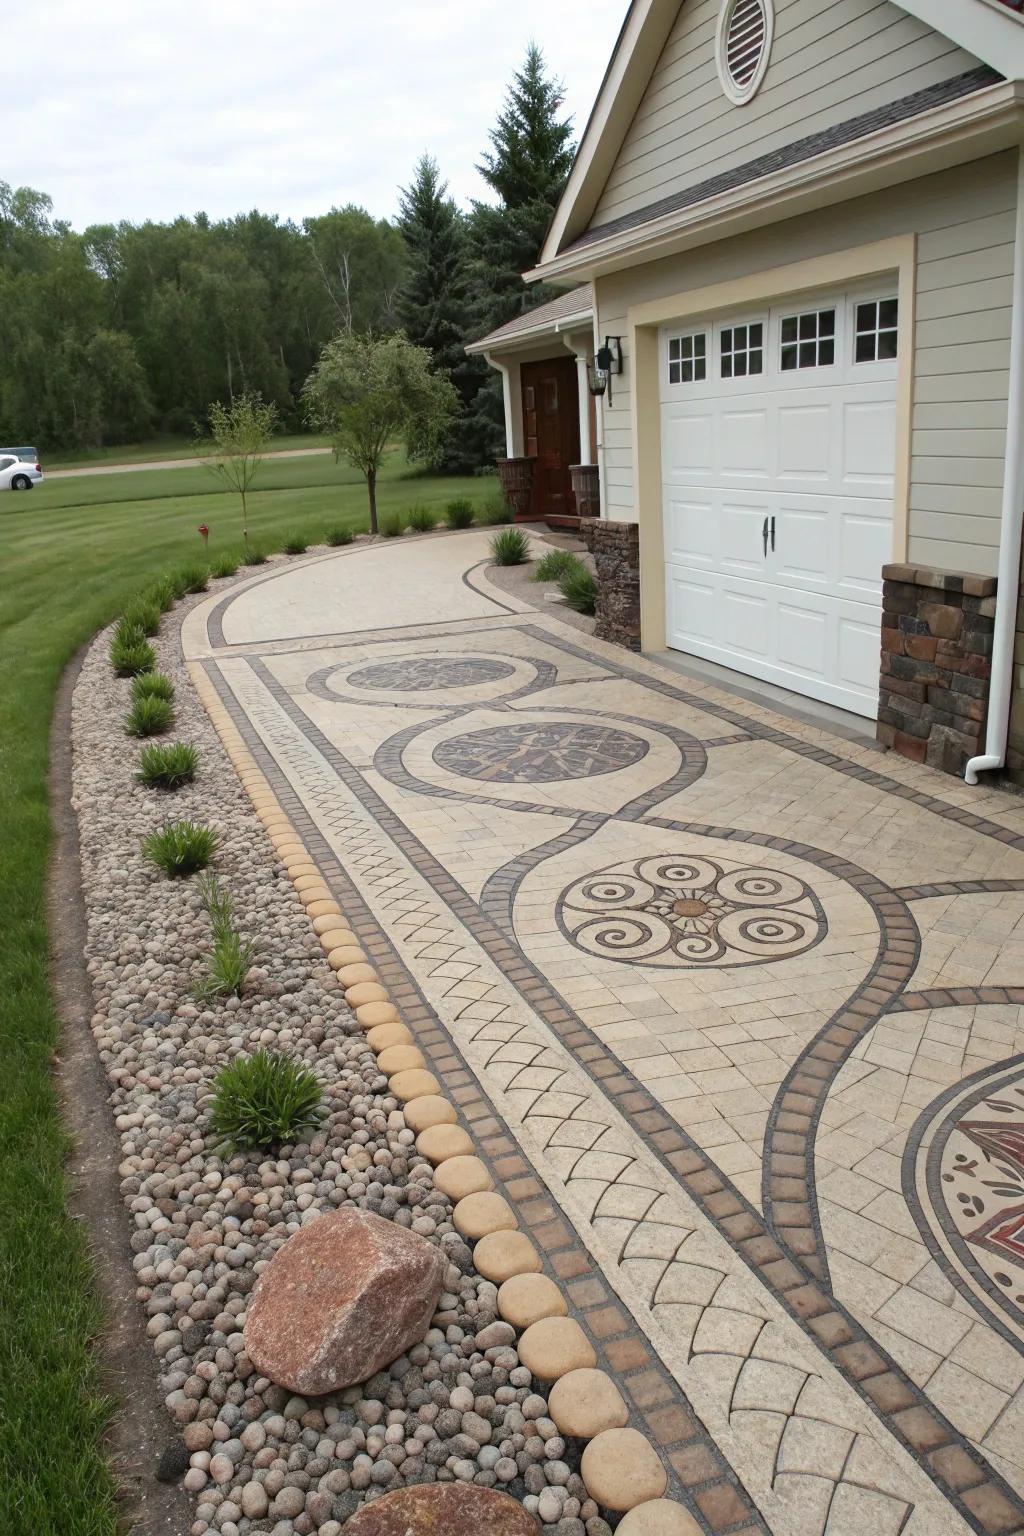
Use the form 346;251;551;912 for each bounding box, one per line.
557;855;826;968
432;721;650;784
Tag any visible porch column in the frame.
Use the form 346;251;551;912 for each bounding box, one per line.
575;352;593;463
562;328;594;464
484;351;523;457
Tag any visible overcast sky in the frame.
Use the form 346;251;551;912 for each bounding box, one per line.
3;0;626;231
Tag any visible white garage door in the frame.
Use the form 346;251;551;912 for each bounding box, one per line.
661;288;898;717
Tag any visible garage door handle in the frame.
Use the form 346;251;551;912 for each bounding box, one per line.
770;515;776;553
762;517;769;558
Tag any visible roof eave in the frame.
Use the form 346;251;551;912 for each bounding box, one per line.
539;0;682;265
465;307;594;355
527;79;1024;285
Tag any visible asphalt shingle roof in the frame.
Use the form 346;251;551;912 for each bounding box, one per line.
561;66;1002;257
470;285;592;350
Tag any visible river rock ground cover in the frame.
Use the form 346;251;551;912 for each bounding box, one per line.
71;570;603;1536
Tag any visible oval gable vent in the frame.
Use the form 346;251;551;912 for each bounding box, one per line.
717;0;773;104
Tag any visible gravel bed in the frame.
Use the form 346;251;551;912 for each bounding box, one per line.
70;560;609;1536
484;536;598;637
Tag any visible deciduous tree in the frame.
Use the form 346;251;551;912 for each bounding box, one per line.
302;332;457;533
203;392;279;554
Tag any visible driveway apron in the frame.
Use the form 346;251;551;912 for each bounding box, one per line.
184;530;1024;1536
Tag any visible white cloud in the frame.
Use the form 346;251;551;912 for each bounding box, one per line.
2;0;627;228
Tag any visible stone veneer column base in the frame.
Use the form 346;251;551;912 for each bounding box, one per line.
581;519;641;651
878;562;995;777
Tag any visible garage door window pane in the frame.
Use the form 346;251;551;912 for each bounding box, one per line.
854;297;898;364
668;332;706;384
780;308;836;370
721;321;763;379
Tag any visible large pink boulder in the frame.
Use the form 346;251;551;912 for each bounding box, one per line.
344;1485;540;1534
243;1208;446;1395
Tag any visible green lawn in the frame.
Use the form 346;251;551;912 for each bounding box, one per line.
45;432;331;470
0;453;494;1533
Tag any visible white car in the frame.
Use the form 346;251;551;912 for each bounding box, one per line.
0;449;43;490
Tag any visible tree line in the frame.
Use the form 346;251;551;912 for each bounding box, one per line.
0;45;574;467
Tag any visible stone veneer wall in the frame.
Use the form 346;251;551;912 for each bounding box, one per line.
581;520;641;651
878;563;995;777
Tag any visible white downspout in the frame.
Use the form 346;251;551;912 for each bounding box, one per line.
574;352;593;464
966;146;1024;785
593;309;608;519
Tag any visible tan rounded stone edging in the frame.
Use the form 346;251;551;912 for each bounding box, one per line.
189;663;690;1529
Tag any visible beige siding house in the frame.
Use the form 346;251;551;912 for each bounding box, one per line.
472;0;1024;784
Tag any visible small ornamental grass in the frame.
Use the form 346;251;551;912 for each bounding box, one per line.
195;932;257;1001
194;876;257;1000
198;871;234;938
283;531;309;555
406;504;435;533
325;524;354;547
242;546;268;566
132;671;174;703
121;598;162;637
208;1049;324;1154
171;563;210;597
136;741;199;791
125;694;174;738
143;576;177;614
142;819;217;877
444;497;475;530
480;490;512;525
559;562;599;615
489;527;530;566
532;548;582;584
110;623;155;678
210;552;240;578
380;512;404;538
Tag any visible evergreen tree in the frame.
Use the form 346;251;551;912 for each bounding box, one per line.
472;42;576;333
397;156;466;375
396;155;484;472
463;44;577;463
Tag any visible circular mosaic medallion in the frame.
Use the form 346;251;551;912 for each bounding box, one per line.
347;657;516;693
557;854;825;968
912;1066;1024;1341
433;721;649;784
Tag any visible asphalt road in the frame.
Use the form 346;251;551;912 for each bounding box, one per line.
47;446;333;479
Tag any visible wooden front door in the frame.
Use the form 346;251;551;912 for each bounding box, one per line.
521;357;581;520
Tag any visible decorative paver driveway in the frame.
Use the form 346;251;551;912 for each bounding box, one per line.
184;530;1024;1536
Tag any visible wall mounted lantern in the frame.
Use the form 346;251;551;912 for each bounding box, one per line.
587;335;623;404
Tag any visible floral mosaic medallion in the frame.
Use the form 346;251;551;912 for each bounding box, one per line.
557;855;826;968
432;721;650;784
348;657;516;692
930;1071;1024;1336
